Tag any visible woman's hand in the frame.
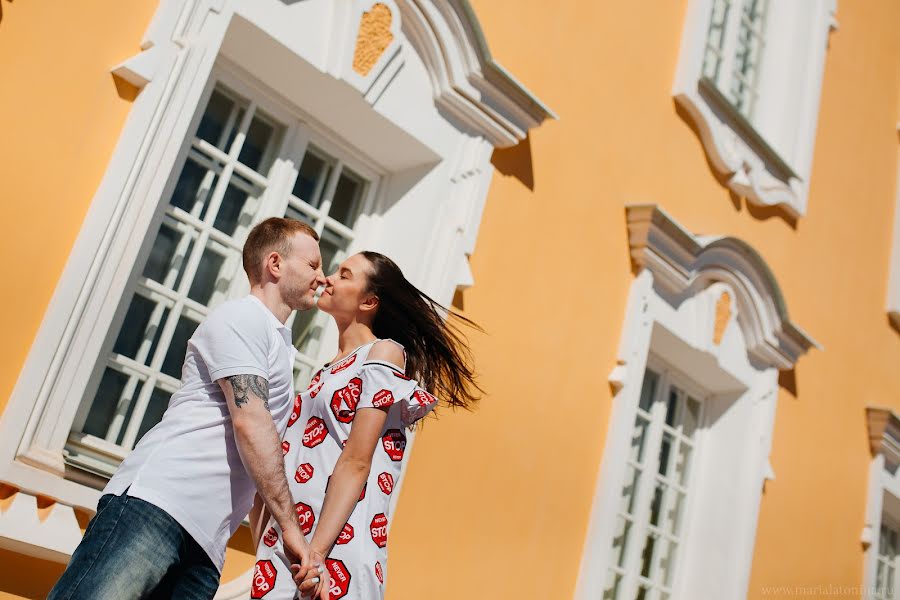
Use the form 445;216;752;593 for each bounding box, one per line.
292;547;328;599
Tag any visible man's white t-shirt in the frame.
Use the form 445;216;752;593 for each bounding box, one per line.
105;295;297;571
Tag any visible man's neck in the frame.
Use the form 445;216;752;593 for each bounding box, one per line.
250;287;291;324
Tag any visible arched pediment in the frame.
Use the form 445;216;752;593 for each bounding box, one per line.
396;0;557;147
626;204;819;369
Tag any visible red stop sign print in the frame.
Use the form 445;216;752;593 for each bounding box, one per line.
381;429;406;461
294;463;314;484
331;377;362;423
326;558;351;599
262;526;278;548
375;561;384;584
330;353;357;374
295;501;315;535
336;522;354;545
372;389;394;408
251;559;277;598
412;389;437;407
392;371;411;381
370;513;388;548
377;472;394;495
303;416;328;448
307;370;322;390
287;394;302;427
281;440;290;456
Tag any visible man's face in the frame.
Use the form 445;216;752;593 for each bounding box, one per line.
280;232;325;311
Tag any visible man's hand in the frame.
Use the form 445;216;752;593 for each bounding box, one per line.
292;546;328;600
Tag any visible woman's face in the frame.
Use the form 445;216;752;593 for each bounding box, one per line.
316;253;376;318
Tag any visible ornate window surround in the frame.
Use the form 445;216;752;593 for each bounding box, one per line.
0;0;553;565
863;408;900;599
673;0;838;218
576;204;817;598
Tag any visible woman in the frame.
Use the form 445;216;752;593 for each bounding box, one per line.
250;251;480;600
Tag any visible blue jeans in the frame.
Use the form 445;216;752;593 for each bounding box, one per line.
48;492;220;600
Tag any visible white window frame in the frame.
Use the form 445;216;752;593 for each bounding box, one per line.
576;204;817;599
673;0;837;217
864;408;900;600
62;66;383;482
0;0;554;572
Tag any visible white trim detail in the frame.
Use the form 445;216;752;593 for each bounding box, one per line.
576;203;816;599
626;203;819;368
863;408;900;600
673;0;837;217
0;490;84;564
0;0;553;570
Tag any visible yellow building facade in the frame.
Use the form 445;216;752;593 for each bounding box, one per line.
1;1;899;599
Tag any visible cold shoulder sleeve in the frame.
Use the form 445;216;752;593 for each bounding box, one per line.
355;360;439;426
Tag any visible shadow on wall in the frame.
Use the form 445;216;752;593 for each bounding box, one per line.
673;100;798;230
491;134;535;191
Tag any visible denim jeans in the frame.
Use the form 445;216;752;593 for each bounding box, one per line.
48;492;220;600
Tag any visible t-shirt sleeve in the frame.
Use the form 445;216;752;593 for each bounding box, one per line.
194;306;270;382
356;360;439;426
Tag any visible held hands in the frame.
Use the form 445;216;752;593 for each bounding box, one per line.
292;547;329;600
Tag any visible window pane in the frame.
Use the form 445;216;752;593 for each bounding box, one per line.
665;388;678;426
169;152;221;220
83;368;143;439
284;204;317;229
649;482;664;526
213;176;262;237
238;114;276;172
683;396;701;437
188;242;233;306
657;537;677;587
113;293;170;365
329;169;364;228
619;463;641;516
196;90;240;150
658;433;674;477
320;227;349;275
602;570;623;600
638;369;659;412
143;220;196;290
674;440;692;485
611;516;631;568
639;534;657;578
630;415;650;464
293;151;332;209
161;314;200;379
135;387;171;444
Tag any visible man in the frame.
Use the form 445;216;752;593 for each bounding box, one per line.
49;217;326;599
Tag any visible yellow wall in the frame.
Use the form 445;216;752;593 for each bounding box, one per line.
0;0;158;415
389;1;900;599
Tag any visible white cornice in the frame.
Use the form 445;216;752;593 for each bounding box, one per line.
397;0;557;148
626;204;819;370
866;407;900;466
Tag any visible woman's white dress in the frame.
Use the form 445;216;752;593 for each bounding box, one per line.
251;341;438;599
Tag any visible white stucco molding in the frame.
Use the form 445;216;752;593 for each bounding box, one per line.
673;0;837;218
397;0;557;148
867;407;900;467
626;203;819;370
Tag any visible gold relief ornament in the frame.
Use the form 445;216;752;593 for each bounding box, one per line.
352;3;394;77
713;291;732;345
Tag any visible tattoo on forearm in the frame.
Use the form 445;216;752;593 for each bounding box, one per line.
227;375;270;410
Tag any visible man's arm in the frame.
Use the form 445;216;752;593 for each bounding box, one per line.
218;375;313;575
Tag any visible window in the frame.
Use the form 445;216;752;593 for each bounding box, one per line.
875;520;899;600
64;82;376;477
701;0;768;119
604;366;703;600
673;0;836;216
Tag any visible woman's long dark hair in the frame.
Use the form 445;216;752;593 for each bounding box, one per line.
361;251;482;411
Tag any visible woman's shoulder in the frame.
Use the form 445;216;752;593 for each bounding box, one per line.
366;339;406;369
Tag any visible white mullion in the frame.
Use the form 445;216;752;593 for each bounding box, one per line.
202;102;256;229
321;217;355;239
315;160;344;234
119;373;161;450
621;370;669;598
218;98;243;150
717;0;744;93
103;372;144;444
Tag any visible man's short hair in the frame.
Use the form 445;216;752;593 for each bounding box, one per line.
242;217;319;284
